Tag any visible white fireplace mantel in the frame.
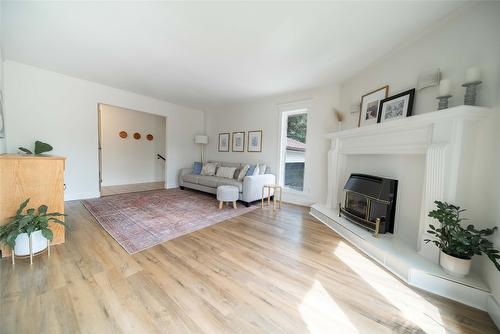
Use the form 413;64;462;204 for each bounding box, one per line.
311;105;493;310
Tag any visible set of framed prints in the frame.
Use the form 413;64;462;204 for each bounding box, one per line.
358;86;415;127
218;130;262;152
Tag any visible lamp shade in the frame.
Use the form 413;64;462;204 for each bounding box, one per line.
195;135;208;144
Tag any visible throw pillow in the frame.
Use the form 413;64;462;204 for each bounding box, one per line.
246;164;256;176
233;167;240;179
216;166;237;179
192;162;203;175
258;164;267;175
237;165;250;181
252;165;260;176
200;162;217;176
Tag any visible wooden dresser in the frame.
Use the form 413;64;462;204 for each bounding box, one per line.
0;154;66;257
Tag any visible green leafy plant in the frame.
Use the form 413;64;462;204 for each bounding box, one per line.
425;201;500;271
18;141;53;155
0;198;66;249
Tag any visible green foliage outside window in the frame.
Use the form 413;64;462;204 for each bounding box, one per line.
287;113;307;144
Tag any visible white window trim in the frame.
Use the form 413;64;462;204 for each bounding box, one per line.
277;99;311;195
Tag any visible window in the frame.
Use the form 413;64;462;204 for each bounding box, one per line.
279;108;308;192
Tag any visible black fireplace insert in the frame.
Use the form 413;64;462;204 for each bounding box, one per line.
339;174;398;237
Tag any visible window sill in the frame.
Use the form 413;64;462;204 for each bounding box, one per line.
283;187;309;196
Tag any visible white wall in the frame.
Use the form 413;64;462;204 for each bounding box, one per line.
206;84;340;205
339;3;500;129
3;61;204;200
0;4;5;154
99;104;166;187
0;48;5;154
338;2;500;314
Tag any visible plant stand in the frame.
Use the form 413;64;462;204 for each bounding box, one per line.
11;235;50;265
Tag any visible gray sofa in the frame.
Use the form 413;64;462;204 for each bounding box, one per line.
179;162;276;206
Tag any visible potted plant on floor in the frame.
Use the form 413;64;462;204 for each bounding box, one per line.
425;201;500;277
0;198;66;257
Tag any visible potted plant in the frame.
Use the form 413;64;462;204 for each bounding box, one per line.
425;201;500;277
18;140;53;155
0;198;66;256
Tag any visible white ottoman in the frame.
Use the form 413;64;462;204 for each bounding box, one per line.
217;185;239;209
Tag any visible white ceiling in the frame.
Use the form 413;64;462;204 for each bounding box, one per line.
2;1;464;110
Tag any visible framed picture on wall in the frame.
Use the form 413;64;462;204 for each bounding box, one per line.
247;130;263;152
218;133;230;152
378;89;415;123
358;85;389;127
232;131;245;152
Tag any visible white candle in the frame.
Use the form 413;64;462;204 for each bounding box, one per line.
439;79;451;96
465;67;480;83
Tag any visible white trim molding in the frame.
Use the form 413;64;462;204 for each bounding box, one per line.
277;99;311;195
488;296;500;329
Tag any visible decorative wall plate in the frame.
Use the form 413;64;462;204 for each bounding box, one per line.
133;132;141;140
119;131;128;138
146;134;154;141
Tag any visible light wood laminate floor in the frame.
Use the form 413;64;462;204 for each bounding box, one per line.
1;201;498;333
100;181;165;196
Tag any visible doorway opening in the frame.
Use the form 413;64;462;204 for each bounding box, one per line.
98;103;167;196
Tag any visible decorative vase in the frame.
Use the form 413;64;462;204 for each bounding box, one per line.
439;251;471;278
13;230;48;256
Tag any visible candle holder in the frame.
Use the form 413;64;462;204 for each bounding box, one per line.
462;81;482;106
436;95;452;110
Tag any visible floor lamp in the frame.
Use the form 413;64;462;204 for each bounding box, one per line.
195;135;208;162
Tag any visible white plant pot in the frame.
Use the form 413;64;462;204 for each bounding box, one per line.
13;230;48;256
439;251;472;278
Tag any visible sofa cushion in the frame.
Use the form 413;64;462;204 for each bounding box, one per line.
182;174;200;184
220;162;241;168
198;176;220;188
195;176;243;191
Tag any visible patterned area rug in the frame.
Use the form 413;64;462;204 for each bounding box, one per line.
82;188;256;254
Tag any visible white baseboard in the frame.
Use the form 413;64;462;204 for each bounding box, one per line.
64;191;100;201
488;295;500;330
282;191;314;207
166;183;178;189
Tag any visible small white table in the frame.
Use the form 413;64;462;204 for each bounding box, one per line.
261;184;282;210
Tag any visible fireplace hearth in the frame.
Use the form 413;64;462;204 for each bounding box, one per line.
339;174;398;237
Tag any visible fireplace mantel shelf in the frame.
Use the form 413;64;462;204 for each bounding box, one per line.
326;105;492;139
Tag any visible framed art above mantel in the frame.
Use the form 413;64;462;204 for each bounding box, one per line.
378;89;415;123
358;86;389;127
